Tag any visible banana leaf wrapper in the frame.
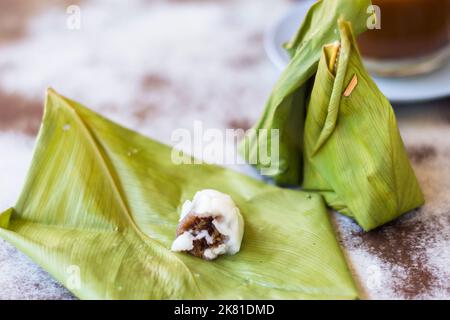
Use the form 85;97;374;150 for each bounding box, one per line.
239;0;373;185
0;89;357;299
239;0;423;230
302;21;424;231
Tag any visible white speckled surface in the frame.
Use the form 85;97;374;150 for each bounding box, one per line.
0;0;449;299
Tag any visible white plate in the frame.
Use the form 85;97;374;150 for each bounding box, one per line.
264;1;450;103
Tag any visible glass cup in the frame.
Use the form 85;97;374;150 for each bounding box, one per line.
358;0;450;77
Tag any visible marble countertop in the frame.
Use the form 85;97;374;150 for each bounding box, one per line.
0;0;449;299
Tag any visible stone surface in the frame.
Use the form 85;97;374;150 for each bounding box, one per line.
0;0;449;299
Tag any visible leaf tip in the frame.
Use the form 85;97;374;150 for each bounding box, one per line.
44;87;74;114
45;86;62;100
0;208;14;229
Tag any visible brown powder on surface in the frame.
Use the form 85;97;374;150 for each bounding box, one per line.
347;211;439;299
227;118;252;131
141;74;170;90
407;144;437;164
246;32;264;45
0;89;43;135
132;102;159;123
0;0;81;45
228;54;261;69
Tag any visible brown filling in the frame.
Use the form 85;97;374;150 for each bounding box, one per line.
176;214;226;259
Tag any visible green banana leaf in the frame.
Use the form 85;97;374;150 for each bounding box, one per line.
239;0;373;185
0;89;358;299
239;0;423;230
302;21;424;231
